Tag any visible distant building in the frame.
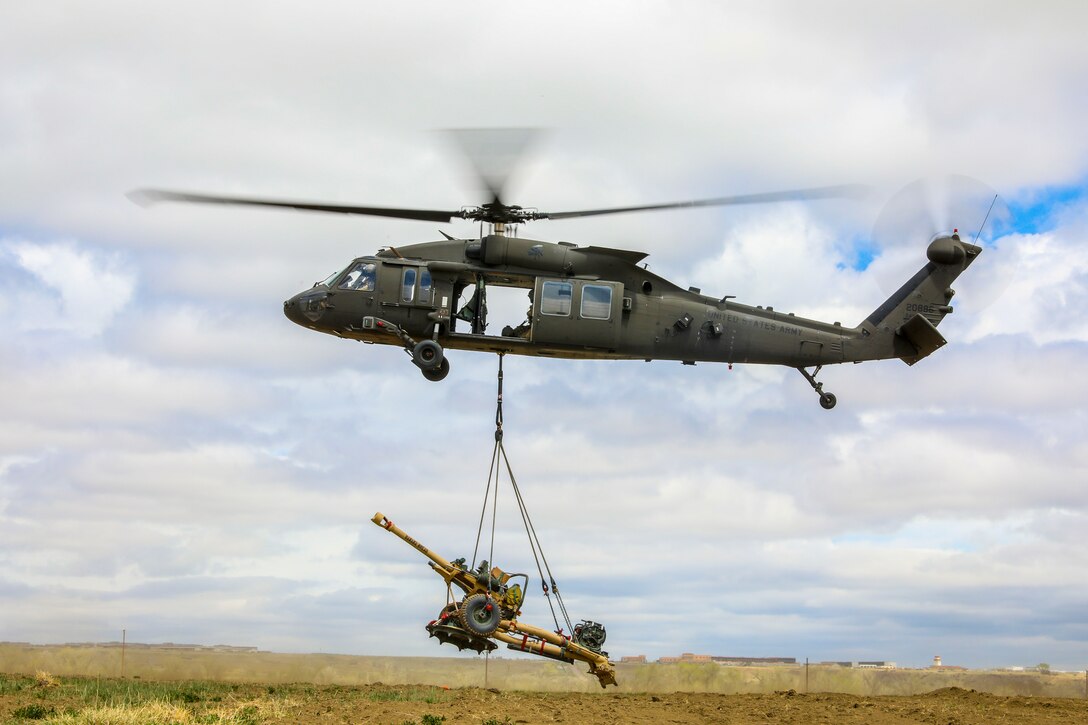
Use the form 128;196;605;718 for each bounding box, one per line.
657;653;795;666
680;653;712;663
713;657;796;666
620;655;647;664
930;655;965;671
857;661;896;669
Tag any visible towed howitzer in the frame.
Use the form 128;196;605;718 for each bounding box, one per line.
371;512;617;687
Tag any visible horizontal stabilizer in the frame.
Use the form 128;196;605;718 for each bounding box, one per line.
580;246;650;264
897;313;947;365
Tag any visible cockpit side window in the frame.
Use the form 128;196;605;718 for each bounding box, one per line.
339;261;377;291
401;268;417;302
419;268;433;303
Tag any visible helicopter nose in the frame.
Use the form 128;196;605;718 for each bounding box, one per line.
283;289;327;326
283;295;304;326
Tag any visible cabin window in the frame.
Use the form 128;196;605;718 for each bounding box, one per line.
580;284;612;320
419;268;433;303
540;281;572;316
401;268;417;302
339;261;376;291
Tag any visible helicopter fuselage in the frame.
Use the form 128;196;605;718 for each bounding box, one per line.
284;231;980;404
135;169;982;407
284;235;856;365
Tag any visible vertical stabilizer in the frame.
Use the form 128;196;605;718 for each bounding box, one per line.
860;233;981;365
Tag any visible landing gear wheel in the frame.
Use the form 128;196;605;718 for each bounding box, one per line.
422;358;450;382
798;366;840;411
412;339;444;370
459;593;501;637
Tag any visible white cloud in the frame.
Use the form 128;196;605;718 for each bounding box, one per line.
3;238;135;337
1;1;1087;671
967;228;1088;343
0;352;262;429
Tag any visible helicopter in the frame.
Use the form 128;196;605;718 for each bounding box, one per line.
131;161;982;410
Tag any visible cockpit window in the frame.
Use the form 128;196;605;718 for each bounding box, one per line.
320;265;348;287
420;268;433;303
401;268;417;302
339;261;377;291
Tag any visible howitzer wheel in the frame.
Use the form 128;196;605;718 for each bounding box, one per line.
426;621;496;654
459;593;501;636
427;603;496;654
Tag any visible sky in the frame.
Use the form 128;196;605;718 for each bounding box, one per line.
2;1;1087;673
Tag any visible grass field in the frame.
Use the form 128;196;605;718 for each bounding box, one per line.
2;671;1087;725
0;672;454;724
1;644;1084;698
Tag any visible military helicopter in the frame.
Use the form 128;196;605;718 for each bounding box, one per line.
131;144;984;409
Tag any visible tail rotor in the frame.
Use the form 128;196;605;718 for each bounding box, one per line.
871;175;1014;315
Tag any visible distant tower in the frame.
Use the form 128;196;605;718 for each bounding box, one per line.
933;655;942;668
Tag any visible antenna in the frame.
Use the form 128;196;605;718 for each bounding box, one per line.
972;194;999;246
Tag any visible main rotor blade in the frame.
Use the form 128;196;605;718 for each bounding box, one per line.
128;189;459;223
538;184;871;220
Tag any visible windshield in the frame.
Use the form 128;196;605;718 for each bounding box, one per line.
338;261;377;291
319;264;350;288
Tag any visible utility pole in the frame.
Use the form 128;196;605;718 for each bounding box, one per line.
121;629;126;679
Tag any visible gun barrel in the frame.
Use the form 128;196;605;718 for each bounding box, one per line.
371;512;457;573
496;620;616;688
494;630;572;662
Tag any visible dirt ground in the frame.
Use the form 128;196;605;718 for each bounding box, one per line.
3;678;1087;725
282;685;1088;725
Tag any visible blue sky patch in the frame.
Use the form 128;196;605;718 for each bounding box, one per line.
847;239;878;271
836;237;880;271
1008;182;1086;234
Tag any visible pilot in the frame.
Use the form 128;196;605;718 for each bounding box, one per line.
356;263;376;291
339;269;361;290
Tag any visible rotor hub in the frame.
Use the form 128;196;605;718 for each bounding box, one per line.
460;202;540;225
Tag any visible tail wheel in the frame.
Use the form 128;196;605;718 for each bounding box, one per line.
412;340;444;370
819;392;837;410
459;593;501;637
